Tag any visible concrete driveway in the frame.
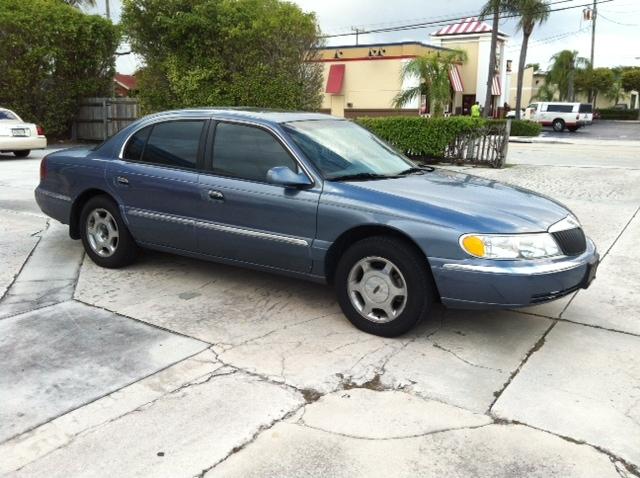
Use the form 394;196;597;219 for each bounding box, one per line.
1;144;639;477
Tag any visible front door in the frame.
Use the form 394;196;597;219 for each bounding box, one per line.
107;118;208;252
195;121;319;273
462;95;476;115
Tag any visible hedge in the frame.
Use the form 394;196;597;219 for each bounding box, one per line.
596;109;640;120
356;117;540;159
0;0;120;137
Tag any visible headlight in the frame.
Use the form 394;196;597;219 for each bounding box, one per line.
460;233;561;260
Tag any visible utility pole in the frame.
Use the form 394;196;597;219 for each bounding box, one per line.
590;0;597;68
105;0;111;20
351;27;361;46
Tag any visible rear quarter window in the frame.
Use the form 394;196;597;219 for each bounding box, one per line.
547;104;574;113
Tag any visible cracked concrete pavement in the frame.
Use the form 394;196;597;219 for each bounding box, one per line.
1;141;639;477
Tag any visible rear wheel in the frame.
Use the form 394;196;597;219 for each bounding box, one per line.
552;119;565;132
335;236;435;337
80;195;138;268
13;150;30;158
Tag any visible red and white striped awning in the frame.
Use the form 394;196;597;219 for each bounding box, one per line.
449;65;464;92
492;74;502;96
434;17;492;36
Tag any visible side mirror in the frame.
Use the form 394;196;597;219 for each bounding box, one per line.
266;166;312;188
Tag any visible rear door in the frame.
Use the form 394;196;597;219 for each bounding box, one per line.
107;118;209;252
195;120;320;273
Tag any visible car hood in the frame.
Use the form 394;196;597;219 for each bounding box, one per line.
337;168;571;233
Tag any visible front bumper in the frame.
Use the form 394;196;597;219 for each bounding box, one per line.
0;136;47;151
430;238;599;309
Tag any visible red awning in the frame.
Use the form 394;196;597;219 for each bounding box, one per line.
492;74;502;96
326;64;345;94
449;65;464;92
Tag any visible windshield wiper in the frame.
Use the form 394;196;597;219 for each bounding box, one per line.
398;166;434;175
329;172;396;182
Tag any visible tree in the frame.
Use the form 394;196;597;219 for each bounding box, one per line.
525;63;541;73
547;50;590;101
621;68;640;118
480;0;508;118
0;0;119;136
575;67;614;108
509;0;550;119
533;82;557;101
121;0;323;113
392;50;467;117
62;0;97;6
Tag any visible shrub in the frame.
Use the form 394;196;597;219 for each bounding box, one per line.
0;0;119;137
505;119;542;136
597;108;640;120
121;0;323;114
356;117;540;159
356;116;486;159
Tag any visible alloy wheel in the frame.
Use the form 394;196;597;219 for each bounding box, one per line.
86;208;119;257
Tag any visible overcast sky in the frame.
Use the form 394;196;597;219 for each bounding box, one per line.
87;0;640;74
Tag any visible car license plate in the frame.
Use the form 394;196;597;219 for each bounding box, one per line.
11;128;28;137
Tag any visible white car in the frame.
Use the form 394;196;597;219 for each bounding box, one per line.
0;108;47;158
523;102;593;132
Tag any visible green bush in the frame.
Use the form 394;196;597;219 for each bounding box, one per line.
0;0;120;137
356;117;540;159
122;0;323;114
505;119;542;136
356;116;486;159
597;108;640;120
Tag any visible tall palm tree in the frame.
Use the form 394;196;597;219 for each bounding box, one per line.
547;50;590;101
62;0;97;6
480;0;510;118
533;82;557;101
393;50;467;117
510;0;550;119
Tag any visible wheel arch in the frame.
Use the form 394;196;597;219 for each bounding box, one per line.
324;224;438;295
69;188;117;239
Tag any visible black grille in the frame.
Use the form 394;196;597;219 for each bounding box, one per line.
552;227;586;256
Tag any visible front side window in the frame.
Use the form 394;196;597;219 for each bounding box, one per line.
283;120;413;180
211;122;297;182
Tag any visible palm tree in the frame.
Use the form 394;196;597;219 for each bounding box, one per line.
547;50;590;101
393;50;467;117
510;0;550;119
533;82;557;101
480;0;510;118
62;0;97;6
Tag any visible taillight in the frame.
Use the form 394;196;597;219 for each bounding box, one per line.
40;156;47;182
36;125;45;136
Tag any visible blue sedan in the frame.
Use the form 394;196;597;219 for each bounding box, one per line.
35;109;599;337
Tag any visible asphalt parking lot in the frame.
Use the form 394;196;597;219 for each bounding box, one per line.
540;118;640;141
1;135;639;477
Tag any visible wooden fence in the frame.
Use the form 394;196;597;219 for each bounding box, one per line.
73;97;140;141
444;120;511;168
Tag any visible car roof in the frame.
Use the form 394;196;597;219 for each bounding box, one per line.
143;108;338;124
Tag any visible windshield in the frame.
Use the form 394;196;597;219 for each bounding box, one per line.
0;110;19;120
283;120;414;180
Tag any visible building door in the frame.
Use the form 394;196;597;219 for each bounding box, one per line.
462;95;476;115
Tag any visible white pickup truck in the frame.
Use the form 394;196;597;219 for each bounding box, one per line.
523;102;593;132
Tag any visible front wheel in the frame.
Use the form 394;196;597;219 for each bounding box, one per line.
334;236;435;337
80;195;138;268
552;119;565;132
13;150;30;158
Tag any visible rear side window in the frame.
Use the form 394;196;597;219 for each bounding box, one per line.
143;121;205;169
123;126;151;161
211;122;297;182
123;120;205;169
579;104;593;113
547;104;574;113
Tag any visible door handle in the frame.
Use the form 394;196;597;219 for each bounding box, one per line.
116;176;129;186
208;190;224;201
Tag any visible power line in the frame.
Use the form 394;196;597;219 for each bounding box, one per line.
598;12;640;26
320;0;617;39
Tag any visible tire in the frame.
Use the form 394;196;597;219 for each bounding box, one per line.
80;195;138;268
552;119;565;132
13;150;30;158
334;236;435;337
